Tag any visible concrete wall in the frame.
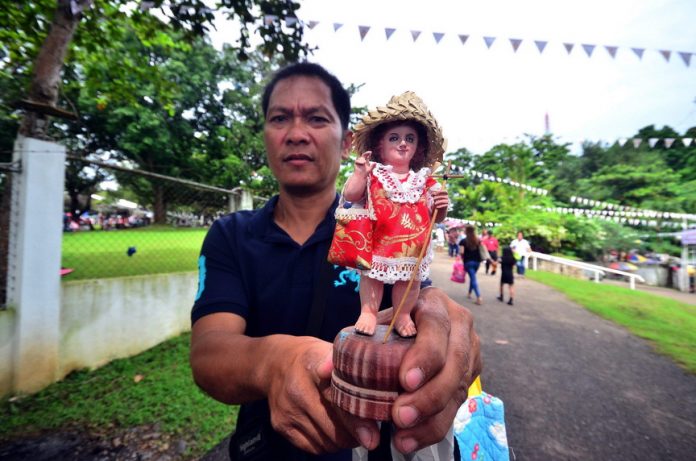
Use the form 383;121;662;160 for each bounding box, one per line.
636;266;669;287
0;272;197;397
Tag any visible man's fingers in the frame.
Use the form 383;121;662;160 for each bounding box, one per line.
391;398;461;453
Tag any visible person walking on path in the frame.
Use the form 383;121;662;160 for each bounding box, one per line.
481;229;500;275
510;231;531;276
459;225;491;305
446;227;459;257
497;247;516;305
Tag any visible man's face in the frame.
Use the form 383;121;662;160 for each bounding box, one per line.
264;76;351;195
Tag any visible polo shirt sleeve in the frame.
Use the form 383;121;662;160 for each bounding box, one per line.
191;218;249;325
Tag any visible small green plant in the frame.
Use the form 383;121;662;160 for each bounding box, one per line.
0;333;236;457
528;271;696;374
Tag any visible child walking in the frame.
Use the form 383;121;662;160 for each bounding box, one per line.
498;247;516;305
339;91;449;337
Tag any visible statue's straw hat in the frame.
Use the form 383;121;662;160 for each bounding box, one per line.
352;91;447;168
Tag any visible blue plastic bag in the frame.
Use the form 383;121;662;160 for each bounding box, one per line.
454;389;509;461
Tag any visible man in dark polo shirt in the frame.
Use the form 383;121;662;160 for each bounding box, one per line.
190;62;481;461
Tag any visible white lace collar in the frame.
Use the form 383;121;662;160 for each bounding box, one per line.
372;163;431;203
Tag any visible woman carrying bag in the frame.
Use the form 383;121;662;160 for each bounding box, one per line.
459;226;492;305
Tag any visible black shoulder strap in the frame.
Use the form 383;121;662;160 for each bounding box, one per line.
306;247;333;337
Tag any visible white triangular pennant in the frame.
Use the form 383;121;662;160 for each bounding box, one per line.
509;38;522;52
632;138;642;148
649;138;659;148
458;34;469;45
484;36;496;49
433;32;445;43
582;44;596;57
534;40;548;54
632;47;645;59
660;50;671;62
683;138;693;147
563;42;574;54
333;23;343;32
679;51;692;67
618;138;627;147
263;15;278;25
285;17;298;27
308;20;319;29
665;138;675;148
411;30;421;41
605;45;618;58
385;27;395;40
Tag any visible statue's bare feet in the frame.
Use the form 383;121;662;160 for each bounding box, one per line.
354;312;377;336
394;315;417;338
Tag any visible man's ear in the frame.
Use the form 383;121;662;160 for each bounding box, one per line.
340;131;353;160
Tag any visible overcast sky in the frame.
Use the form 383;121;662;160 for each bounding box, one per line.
285;0;696;155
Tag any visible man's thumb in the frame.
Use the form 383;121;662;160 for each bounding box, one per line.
315;350;333;380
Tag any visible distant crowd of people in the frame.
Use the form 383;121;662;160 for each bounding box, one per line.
446;226;532;306
62;211;151;232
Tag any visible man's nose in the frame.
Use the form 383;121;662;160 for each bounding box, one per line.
286;118;309;143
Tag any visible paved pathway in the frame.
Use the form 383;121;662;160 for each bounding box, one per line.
429;253;696;461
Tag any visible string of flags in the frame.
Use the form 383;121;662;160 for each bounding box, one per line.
444;217;501;229
455;167;550;197
615;137;694;149
536;206;691;229
569;196;696;221
265;16;696;68
449;163;696;226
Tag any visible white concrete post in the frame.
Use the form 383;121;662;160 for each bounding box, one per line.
229;188;254;212
7;136;65;394
240;189;253;210
679;220;691;293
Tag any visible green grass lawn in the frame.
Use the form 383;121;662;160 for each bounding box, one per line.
527;270;696;374
61;226;207;280
0;332;235;458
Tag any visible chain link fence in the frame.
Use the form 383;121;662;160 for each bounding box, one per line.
60;155;268;281
1;154;268;307
0;161;19;307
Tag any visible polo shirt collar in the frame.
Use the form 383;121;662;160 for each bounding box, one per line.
248;194;340;246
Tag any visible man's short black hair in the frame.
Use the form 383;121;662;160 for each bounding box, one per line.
262;62;351;131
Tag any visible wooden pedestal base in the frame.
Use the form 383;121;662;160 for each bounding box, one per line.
330;325;415;421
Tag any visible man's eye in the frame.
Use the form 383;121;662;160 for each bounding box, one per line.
269;115;287;123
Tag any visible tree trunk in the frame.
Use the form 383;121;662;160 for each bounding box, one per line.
18;0;86;139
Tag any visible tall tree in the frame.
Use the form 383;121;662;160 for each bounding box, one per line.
7;0;308;139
